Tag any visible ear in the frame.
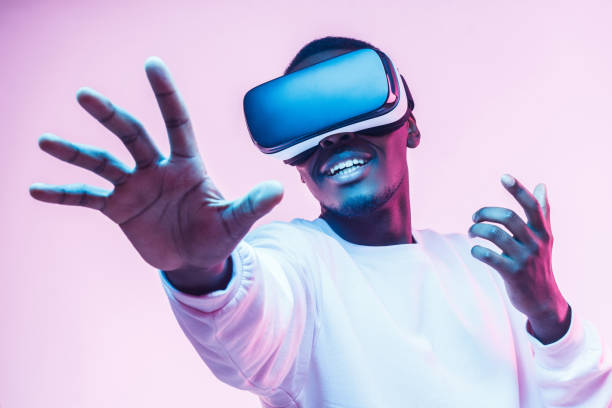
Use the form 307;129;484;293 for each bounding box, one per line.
406;111;420;149
400;75;419;149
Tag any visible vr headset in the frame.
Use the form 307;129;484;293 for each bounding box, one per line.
243;48;414;165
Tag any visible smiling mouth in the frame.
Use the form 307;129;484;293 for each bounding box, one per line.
326;158;370;176
319;144;374;176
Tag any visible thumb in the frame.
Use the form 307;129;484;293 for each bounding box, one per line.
533;183;550;221
247;180;284;218
226;180;284;237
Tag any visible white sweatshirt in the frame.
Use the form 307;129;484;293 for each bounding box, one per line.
161;218;612;407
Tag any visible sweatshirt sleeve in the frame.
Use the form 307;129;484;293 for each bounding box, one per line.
523;306;612;407
457;233;612;406
159;227;320;407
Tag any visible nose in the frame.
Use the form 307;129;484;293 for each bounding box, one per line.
319;132;354;148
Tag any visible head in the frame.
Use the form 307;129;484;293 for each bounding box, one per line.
285;36;421;218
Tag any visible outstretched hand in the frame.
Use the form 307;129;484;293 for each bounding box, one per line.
30;57;283;280
469;174;571;344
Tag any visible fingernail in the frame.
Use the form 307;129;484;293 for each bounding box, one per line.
501;174;515;187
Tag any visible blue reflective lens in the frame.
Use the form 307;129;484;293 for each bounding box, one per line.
244;49;390;152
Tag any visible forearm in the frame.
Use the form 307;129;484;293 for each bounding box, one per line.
161;240;318;404
163;257;233;295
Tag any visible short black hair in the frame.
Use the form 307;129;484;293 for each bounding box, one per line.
284;36;381;75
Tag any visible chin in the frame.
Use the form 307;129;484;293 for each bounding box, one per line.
323;185;398;218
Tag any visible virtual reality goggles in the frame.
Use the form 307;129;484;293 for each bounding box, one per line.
243;48;414;165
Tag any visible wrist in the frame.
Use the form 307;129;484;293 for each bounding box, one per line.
527;301;571;345
164;258;233;295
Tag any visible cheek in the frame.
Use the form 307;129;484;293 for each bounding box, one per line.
301;171;342;207
297;168;324;197
304;177;327;202
296;165;310;181
380;138;408;174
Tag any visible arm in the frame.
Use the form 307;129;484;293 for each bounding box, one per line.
30;58;312;400
161;227;319;405
525;307;612;407
469;174;612;406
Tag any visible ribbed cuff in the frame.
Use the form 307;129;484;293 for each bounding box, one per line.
526;306;587;370
159;241;253;313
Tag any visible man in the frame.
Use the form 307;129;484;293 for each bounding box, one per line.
30;37;612;407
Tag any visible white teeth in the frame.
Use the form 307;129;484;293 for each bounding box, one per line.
328;158;366;176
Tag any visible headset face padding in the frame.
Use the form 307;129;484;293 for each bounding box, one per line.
243;48;413;163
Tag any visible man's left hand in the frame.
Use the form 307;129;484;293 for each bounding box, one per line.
469;174;571;344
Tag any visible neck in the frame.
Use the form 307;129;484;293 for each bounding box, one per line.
320;175;414;246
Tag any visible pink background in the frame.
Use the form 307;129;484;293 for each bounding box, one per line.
3;0;611;406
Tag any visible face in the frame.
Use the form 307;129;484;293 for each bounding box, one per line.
290;49;421;217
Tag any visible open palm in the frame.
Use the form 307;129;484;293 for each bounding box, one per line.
30;57;283;278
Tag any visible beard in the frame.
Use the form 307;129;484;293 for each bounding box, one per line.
321;172;405;218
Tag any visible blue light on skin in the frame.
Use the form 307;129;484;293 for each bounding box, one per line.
290;49;421;246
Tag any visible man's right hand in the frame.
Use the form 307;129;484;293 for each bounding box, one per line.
29;57;283;293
